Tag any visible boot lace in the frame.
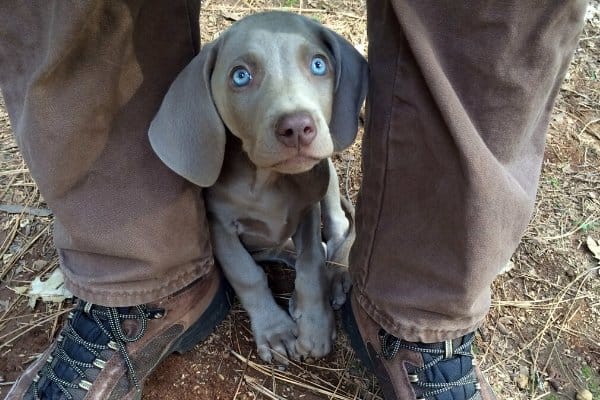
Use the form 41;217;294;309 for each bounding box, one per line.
32;302;164;400
379;330;481;400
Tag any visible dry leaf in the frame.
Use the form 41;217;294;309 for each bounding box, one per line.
26;269;73;308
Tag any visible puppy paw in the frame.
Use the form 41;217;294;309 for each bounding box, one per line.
327;265;352;310
289;294;336;359
252;307;298;364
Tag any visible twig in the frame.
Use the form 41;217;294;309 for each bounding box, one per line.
205;6;326;13
531;392;554;400
230;350;366;400
492;294;589;310
579;34;600;42
540;214;599;241
0;174;18;201
50;302;63;339
0;216;19;261
244;375;286;400
0;168;29;176
577;117;600;138
344;158;352;200
0;307;71;349
233;349;252;400
329;351;354;400
336;11;365;20
0;204;52;217
0;224;51;281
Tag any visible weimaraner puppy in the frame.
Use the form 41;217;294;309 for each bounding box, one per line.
149;12;367;363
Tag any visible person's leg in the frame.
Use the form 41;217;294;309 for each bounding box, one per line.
0;0;211;307
0;1;229;399
345;1;587;399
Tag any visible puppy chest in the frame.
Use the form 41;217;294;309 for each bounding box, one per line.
233;202;300;249
207;181;308;249
234;190;304;248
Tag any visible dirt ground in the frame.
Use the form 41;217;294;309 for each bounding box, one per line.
1;2;599;400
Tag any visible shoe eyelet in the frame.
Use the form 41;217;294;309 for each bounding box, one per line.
93;358;107;369
444;339;453;359
78;379;93;391
408;374;419;383
107;340;118;350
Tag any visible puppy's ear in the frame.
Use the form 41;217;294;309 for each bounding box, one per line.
316;24;368;151
149;41;225;187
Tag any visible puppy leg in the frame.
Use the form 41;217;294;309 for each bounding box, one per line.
320;159;354;309
211;222;298;363
290;203;336;359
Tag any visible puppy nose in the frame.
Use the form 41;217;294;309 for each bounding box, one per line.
275;113;317;148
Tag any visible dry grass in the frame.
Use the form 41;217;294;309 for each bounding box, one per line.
1;1;599;399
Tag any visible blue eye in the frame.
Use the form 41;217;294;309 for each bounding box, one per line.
310;56;327;76
231;67;252;87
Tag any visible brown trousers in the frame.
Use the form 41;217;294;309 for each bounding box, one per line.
0;1;586;341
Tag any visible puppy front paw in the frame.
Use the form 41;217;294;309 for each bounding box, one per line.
289;294;336;359
252;307;298;364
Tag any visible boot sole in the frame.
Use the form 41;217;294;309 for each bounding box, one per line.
341;292;375;373
171;277;233;354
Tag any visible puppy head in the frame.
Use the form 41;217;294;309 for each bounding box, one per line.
149;12;367;186
211;14;335;174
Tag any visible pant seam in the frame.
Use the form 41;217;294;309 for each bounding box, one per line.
356;287;482;342
61;255;214;303
361;38;403;293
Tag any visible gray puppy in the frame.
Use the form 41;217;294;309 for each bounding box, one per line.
149;12;367;363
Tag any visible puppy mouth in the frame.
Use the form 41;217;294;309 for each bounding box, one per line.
271;154;321;173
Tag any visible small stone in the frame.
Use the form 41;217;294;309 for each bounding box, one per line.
516;374;529;390
548;378;561;391
32;259;48;270
576;389;593;400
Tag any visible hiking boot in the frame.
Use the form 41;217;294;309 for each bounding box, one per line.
342;291;497;400
7;267;231;400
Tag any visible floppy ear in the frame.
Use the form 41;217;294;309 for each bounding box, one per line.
148;41;225;187
316;25;368;151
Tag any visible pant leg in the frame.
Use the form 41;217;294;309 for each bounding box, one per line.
350;0;587;342
0;0;213;307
